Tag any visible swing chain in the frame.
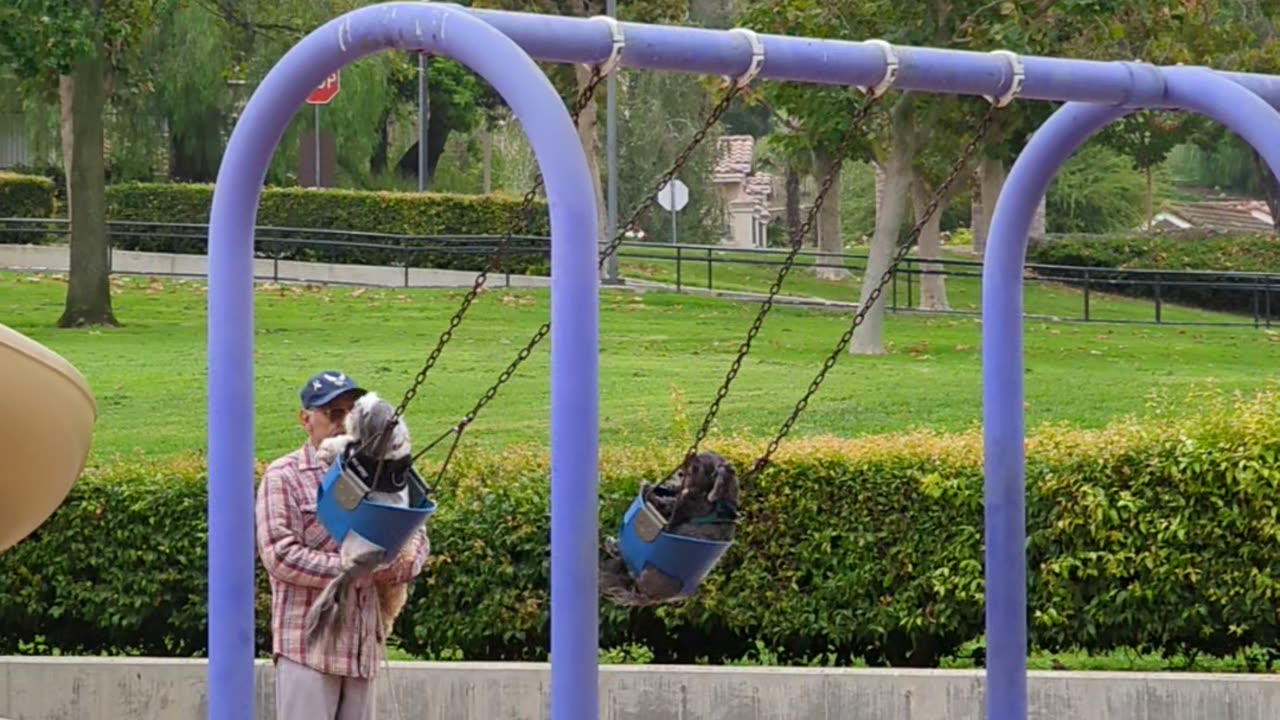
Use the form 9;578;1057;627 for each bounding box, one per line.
598;81;746;269
440;80;750;444
390;68;609;423
681;90;882;463
743;102;1000;480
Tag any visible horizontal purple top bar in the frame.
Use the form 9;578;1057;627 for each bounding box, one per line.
460;5;1280;109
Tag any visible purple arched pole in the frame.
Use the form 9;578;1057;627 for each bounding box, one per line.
981;65;1280;720
205;4;599;720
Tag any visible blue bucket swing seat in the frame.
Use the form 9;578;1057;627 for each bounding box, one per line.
316;445;436;558
613;481;735;602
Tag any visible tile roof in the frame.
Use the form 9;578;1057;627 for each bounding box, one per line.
1156;201;1274;234
712;135;774;217
712;135;755;178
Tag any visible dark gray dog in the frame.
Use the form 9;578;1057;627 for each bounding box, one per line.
599;451;740;607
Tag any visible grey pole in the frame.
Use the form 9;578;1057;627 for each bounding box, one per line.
603;0;622;285
314;104;321;187
418;52;430;191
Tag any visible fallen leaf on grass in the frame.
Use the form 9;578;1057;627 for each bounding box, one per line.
501;294;535;307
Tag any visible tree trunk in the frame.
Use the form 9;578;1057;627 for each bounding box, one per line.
812;148;849;281
850;103;914;356
481;120;492;194
969;169;984;252
58;49;117;328
370;110;391;176
972;155;1005;255
1030;195;1047;240
911;172;950;312
1145;166;1154;230
574;65;607;250
785;163;800;243
1249;149;1280;233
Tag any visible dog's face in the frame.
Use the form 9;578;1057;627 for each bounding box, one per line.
344;391;412;460
677;451;739;508
345;391;390;439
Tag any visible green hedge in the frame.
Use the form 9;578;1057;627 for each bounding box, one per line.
0;172;57;244
3;392;1279;665
1028;232;1280;317
104;182;552;275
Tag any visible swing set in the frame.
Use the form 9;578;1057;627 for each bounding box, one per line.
205;4;1280;720
316;53;996;605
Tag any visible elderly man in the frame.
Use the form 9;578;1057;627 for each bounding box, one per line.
255;370;429;720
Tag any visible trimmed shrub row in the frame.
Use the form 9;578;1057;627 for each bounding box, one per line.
103;182;553;275
2;391;1279;665
0;172;57;243
1028;232;1280;318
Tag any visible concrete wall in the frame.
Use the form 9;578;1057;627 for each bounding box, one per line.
0;244;552;290
2;657;1279;720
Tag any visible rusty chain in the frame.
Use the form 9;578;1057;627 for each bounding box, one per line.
390;67;610;424
741;101;1001;482
409;79;752;479
679;90;883;466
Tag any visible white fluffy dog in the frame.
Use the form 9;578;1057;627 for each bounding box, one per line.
308;391;424;648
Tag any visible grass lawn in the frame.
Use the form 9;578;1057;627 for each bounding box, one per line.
2;269;1278;465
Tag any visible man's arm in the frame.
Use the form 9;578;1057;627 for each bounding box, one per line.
255;467;344;589
370;526;429;585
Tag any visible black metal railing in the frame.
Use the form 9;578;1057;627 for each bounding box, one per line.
1;217;1276;327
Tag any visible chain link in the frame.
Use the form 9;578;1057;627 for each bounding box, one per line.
431;80;750;455
598;83;746;270
742;103;1000;481
680;91;882;465
390;68;610;423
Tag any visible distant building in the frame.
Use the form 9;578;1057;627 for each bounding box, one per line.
1149;200;1275;234
709;135;774;248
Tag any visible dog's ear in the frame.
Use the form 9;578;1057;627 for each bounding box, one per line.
708;462;738;506
676;453;697;490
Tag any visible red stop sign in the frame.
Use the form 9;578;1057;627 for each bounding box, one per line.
306;73;340;105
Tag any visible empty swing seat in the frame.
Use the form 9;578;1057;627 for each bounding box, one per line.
317;450;436;557
616;484;733;600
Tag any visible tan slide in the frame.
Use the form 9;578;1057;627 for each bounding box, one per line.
0;323;96;553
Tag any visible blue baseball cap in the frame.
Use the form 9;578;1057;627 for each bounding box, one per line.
300;370;365;409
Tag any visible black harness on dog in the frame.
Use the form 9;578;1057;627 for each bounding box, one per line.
342;446;416;495
688;499;739;525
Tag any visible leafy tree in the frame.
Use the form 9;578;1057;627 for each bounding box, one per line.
0;0;163;327
387;56;494;185
472;0;692;245
737;0;1063;353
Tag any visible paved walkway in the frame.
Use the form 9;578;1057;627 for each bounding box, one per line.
0;243;860;311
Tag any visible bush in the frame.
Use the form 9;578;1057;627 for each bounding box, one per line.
104;182;553;275
0;172;57;244
3;391;1280;665
1028;232;1280;317
1044;144;1147;234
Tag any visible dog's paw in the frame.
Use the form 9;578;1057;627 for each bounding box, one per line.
316;435;353;466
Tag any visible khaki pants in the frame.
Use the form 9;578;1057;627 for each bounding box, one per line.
274;655;375;720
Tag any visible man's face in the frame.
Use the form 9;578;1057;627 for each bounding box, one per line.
299;390;359;447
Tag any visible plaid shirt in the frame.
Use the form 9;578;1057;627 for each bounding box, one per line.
255;441;428;679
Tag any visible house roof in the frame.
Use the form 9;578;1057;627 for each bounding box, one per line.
712;135;773;217
1153;200;1274;234
712;135;755;180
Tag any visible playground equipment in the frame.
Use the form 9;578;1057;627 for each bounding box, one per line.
315;445;437;552
204;4;1280;720
0;323;95;554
